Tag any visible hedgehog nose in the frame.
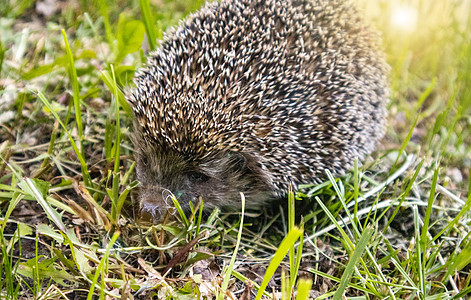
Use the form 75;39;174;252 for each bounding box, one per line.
138;187;166;223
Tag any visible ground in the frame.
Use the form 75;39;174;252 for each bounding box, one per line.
0;0;470;299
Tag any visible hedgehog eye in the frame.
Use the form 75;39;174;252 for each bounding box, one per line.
188;171;210;182
141;156;149;166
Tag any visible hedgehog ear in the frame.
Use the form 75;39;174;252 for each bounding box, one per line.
228;152;248;170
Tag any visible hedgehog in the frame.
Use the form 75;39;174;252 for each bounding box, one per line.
127;0;389;221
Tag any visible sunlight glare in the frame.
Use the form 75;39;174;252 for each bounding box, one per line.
390;5;418;33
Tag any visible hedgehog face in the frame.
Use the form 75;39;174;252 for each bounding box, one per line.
135;143;273;222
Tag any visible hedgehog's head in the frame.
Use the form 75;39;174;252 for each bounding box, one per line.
133;132;272;222
127;71;276;221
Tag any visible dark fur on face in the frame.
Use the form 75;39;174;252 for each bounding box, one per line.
133;130;272;221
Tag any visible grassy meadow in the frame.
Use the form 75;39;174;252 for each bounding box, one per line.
0;0;470;299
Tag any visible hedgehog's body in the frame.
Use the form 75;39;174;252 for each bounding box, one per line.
128;0;389;220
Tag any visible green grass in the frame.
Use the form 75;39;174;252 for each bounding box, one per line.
0;0;470;298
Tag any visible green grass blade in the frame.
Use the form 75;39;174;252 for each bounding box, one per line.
288;188;297;299
333;226;374;300
296;278;312;300
108;65;121;222
326;170;361;239
139;0;158;51
18;178;66;232
171;196;190;228
61;30;83;153
393;116;418;169
0;41;5;74
314;196;353;252
412;205;424;297
196;198;204;237
254;227;302;300
218;193;245;300
86;231;121;299
96;0;113;45
452;284;471;300
101;70;133;117
413;77;437;120
291;222;304;300
353;158;360;226
1;192;23;232
420;161;439;251
37;91;92;187
383;158;425;235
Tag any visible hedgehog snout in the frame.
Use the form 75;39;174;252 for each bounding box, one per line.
138;186;176;222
